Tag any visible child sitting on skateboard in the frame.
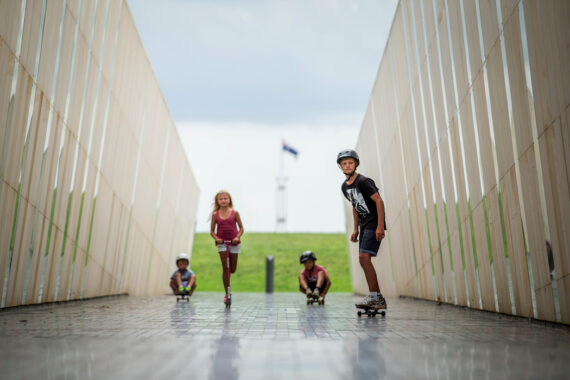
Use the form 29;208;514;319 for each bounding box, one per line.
169;253;196;296
210;190;244;305
337;149;387;311
299;251;331;304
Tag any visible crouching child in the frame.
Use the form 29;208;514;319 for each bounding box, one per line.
170;253;196;296
298;251;331;304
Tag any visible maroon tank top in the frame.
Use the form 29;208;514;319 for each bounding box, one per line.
216;210;238;240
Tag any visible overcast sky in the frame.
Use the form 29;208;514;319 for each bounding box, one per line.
128;0;398;232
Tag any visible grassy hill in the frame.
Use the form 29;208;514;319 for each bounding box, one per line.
190;233;352;292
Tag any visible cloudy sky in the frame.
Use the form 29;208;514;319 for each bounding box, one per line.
127;0;398;232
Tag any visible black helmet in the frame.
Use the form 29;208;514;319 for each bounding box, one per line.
336;149;359;166
299;251;317;264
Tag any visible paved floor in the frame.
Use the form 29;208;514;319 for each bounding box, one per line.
1;293;569;379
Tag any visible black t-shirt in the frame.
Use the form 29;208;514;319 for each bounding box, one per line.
341;174;385;231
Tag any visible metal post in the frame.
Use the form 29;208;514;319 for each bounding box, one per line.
266;256;274;293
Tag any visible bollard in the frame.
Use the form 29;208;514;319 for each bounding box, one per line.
266;256;274;293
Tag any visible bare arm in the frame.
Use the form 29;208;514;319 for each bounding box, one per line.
370;192;385;241
233;211;244;244
299;273;308;290
350;209;359;242
210;213;222;244
323;277;331;296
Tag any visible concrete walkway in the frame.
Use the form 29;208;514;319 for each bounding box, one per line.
1;293;569;379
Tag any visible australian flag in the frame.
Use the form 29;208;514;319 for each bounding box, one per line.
282;141;298;157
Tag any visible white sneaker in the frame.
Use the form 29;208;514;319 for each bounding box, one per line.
368;297;387;310
355;296;374;308
375;296;387;309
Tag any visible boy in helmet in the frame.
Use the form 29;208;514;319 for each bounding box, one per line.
298;251;331;304
337;149;387;310
169;253;197;296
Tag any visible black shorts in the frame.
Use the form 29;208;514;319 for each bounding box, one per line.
359;228;381;256
300;278;328;293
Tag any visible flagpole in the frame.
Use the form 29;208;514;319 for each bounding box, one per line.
276;141;287;232
280;143;284;178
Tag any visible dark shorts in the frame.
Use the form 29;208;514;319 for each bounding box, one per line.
359;228;381;256
300;278;328;293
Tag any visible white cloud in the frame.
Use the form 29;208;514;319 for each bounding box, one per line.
128;0;398;123
177;120;360;232
127;0;399;232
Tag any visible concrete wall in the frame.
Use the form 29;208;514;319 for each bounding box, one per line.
347;0;570;324
0;0;199;308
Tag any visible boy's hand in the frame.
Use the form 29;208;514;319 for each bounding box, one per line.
350;231;359;242
231;238;240;245
215;238;223;244
376;226;385;241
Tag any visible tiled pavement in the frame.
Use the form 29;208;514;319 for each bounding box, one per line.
1;293;569;379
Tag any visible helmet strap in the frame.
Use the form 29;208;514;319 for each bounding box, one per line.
345;170;357;180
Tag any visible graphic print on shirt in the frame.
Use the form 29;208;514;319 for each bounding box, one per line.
346;188;370;218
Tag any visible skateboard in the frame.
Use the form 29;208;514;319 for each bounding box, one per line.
356;305;385;317
176;291;190;303
307;295;325;305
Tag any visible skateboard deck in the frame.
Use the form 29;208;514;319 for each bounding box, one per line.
176;292;190;302
356;305;385;317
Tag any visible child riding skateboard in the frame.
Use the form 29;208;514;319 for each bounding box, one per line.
170;253;196;299
337;149;387;313
298;251;331;305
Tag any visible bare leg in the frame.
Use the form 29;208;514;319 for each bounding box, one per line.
359;252;380;293
188;275;197;295
169;279;178;295
219;252;229;290
322;278;331;298
170;273;183;294
230;253;239;274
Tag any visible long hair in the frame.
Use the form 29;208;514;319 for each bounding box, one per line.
213;190;233;213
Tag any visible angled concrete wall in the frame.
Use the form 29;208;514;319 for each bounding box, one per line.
0;0;199;308
348;0;570;324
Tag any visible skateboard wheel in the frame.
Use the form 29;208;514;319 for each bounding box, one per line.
381;311;385;316
357;311;362;317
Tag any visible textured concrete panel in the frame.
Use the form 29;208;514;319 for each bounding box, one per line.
0;1;198;308
351;0;570;323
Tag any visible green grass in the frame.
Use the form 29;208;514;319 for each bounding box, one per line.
190;233;352;292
